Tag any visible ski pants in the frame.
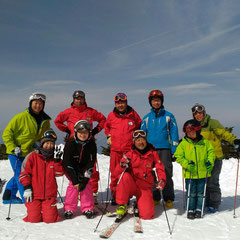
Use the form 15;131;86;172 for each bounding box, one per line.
153;149;174;202
185;178;206;212
116;172;155;219
206;159;222;209
109;150;125;195
64;177;94;213
90;160;99;194
3;154;25;202
24;198;60;223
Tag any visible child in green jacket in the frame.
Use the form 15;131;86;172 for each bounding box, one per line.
174;119;215;219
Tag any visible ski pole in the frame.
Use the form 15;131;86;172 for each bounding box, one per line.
233;157;240;218
153;168;172;235
201;172;208;218
57;190;64;205
94;166;127;232
186;172;192;213
105;162;111;204
96;160;104;203
6;156;19;221
182;168;185;210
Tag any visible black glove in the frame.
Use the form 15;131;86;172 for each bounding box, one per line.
171;154;176;162
54;146;63;163
78;177;89;192
234;139;240;145
91;127;99;137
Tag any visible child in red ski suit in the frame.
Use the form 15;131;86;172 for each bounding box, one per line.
115;130;166;219
19;129;64;223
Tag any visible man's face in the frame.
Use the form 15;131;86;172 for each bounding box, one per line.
134;137;147;150
74;97;85;107
31;100;44;114
151;97;162;109
194;112;205;122
115;101;127;113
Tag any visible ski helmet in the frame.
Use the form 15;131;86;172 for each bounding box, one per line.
73;90;85;99
132;130;147;141
74;120;91;141
191;103;206;116
40;129;57;145
114;93;127;103
29;92;46;109
183;119;202;139
148;89;164;106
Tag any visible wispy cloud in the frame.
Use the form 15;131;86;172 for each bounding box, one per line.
167;83;216;91
34;80;84;87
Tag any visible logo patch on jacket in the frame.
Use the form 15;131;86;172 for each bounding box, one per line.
86;117;91;121
128;121;133;125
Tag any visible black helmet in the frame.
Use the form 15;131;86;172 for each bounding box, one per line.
148;89;164;106
183;119;202;139
73;90;85;99
74;120;91;142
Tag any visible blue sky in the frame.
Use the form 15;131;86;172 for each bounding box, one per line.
1;0;240;146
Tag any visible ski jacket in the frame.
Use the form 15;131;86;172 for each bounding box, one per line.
19;150;64;199
141;107;179;154
63;138;97;185
54;103;106;137
174;137;215;179
114;145;166;189
2;109;51;157
104;106;142;152
200;114;237;159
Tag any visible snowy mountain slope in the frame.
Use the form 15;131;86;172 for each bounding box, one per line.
0;155;240;240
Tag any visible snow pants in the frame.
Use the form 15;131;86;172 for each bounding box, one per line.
90;161;99;194
64;178;94;213
153;149;174;202
116;172;155;219
109;150;125;195
206;159;222;209
3;154;25;203
24;198;60;223
185;178;206;212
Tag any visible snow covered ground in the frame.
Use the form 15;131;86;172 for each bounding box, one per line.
1;154;240;240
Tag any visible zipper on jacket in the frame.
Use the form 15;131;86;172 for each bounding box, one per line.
194;146;199;179
78;144;84;163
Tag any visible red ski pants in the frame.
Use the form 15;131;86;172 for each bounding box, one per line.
23;198;60;223
90;160;99;194
116;172;155;219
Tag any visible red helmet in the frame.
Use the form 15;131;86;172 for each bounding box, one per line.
148;89;164;106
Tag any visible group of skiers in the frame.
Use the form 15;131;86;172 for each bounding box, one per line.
1;89;240;223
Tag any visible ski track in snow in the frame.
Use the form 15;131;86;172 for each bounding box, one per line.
1;153;240;240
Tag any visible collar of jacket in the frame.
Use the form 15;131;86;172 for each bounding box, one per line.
202;114;211;127
184;136;204;145
150;106;165;117
71;103;87;112
113;105;133;117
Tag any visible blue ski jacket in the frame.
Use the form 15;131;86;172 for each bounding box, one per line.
141;107;179;154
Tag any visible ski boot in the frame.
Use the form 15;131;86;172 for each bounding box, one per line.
83;210;96;219
195;210;202;218
64;210;73;219
187;210;195;220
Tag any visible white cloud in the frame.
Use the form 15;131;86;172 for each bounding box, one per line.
34;80;84;87
167;83;216;91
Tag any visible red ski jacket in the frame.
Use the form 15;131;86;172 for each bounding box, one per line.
54;103;106;137
105;106;142;152
19;150;64;200
114;144;166;188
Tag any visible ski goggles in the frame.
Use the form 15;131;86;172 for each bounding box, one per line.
73;90;85;98
43;130;57;140
149;89;163;98
132;130;147;139
29;93;46;102
183;125;202;133
114;93;127;102
191;104;205;114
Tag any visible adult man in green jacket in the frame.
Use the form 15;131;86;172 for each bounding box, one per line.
191;103;240;212
2;93;51;204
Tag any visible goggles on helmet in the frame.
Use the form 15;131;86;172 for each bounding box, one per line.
114;93;127;102
183;125;202;133
149;89;163;98
42;129;57;140
29;93;46;102
132;130;147;139
73;90;85;99
191;104;205;114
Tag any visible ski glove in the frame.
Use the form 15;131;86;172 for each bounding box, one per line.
187;161;195;172
107;135;111;145
14;147;21;157
91;127;99;137
23;189;33;202
78;176;89;192
120;159;129;168
156;179;166;190
54;146;63;163
206;161;213;173
234;139;240;145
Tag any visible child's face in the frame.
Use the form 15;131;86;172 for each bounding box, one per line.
186;131;197;139
43;141;55;150
77;129;89;141
134;137;147;150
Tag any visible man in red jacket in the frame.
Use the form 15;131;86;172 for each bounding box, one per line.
54;90;106;196
105;93;141;204
115;130;166;219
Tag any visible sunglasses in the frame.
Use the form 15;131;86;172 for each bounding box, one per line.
191;105;205;114
114;94;127;102
183;125;202;133
43;130;57;140
133;130;147;138
30;93;46;102
149;90;163;97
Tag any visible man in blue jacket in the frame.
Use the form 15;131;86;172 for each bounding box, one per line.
141;90;179;208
